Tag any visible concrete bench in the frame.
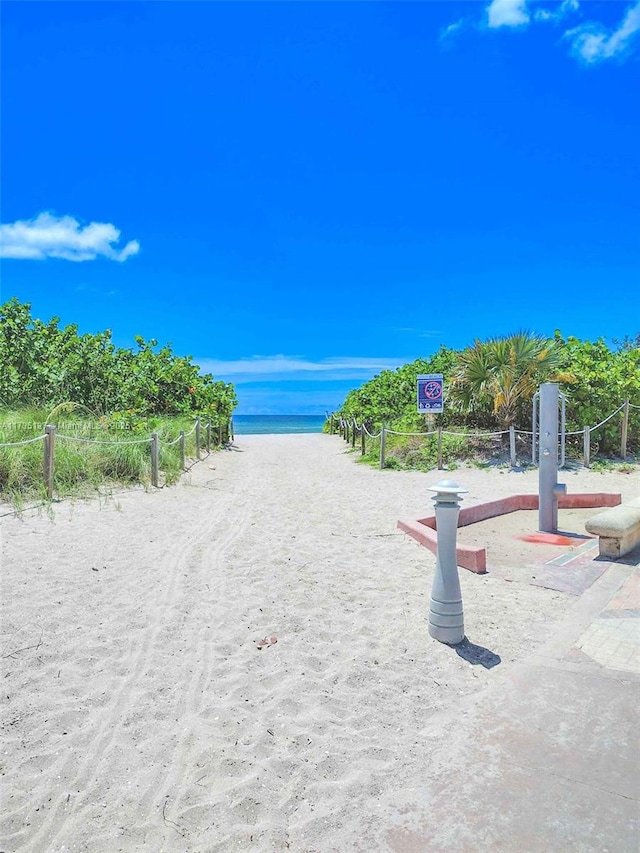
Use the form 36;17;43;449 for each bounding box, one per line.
585;498;640;559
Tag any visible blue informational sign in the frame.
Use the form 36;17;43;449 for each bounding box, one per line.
417;374;444;414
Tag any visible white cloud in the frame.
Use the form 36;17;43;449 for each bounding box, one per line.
486;0;530;28
234;388;343;416
395;327;444;338
565;0;640;63
0;212;140;262
198;355;407;383
535;0;579;23
487;0;579;28
445;0;638;64
440;19;466;42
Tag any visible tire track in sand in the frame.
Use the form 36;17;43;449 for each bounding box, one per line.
23;467;250;853
131;466;257;843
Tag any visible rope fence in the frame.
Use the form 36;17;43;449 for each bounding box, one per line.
0;435;49;448
0;416;233;499
329;399;637;470
565;403;625;436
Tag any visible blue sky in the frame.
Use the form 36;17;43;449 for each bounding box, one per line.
1;1;638;415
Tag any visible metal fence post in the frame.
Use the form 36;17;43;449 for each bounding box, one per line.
532;391;539;464
43;424;56;498
195;417;201;460
509;425;516;468
151;433;159;487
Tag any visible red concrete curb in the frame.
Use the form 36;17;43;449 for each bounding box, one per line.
397;493;621;574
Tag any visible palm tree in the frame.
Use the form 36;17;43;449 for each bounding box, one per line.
449;332;574;430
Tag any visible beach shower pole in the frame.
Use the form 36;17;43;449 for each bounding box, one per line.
427;480;467;645
538;383;566;533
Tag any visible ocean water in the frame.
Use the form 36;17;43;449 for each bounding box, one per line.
232;415;327;435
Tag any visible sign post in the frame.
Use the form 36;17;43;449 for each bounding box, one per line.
417;374;444;415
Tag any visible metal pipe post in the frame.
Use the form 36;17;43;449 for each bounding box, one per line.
427;480;468;645
538;383;566;532
531;391;539;464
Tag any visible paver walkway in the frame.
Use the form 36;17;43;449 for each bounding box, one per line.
575;571;640;674
376;549;640;852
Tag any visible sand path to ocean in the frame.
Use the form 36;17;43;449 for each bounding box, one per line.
1;434;638;852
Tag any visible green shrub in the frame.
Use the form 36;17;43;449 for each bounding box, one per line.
335;331;639;470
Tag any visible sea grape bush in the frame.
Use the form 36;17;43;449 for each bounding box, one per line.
0;298;237;424
339;347;458;432
336;332;639;456
555;332;640;455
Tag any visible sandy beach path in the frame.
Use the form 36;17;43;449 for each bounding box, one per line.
1;434;637;852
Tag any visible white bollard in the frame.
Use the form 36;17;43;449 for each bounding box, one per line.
428;480;468;645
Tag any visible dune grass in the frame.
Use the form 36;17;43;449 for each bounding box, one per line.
0;409;224;504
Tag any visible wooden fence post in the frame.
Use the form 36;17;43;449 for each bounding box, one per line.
583;426;590;467
180;431;186;470
621;399;629;459
43;424;56;499
195;417;201;460
151;432;159;487
361;426;366;456
509;425;516;468
437;427;443;470
379;427;386;470
351;423;356;449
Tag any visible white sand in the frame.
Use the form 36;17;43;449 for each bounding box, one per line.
1;434;638;852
